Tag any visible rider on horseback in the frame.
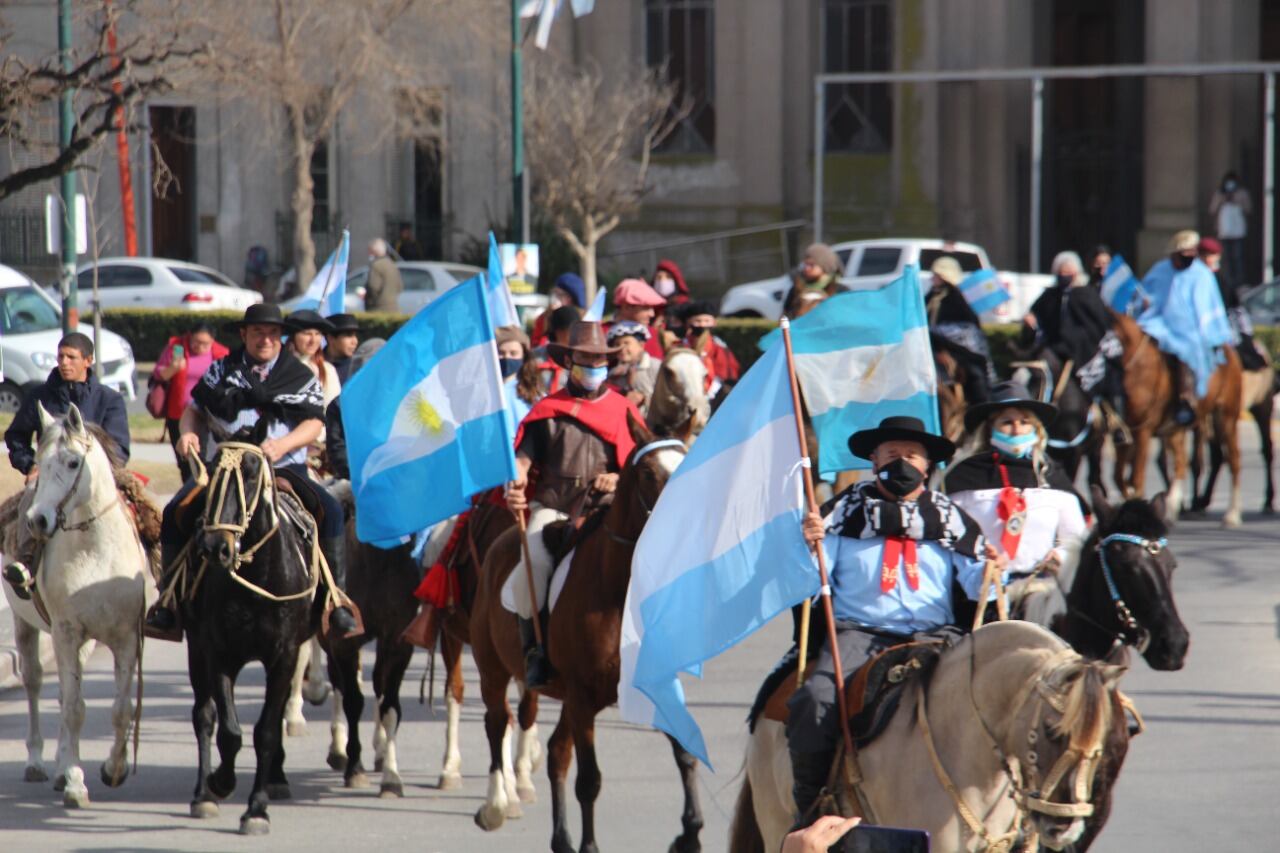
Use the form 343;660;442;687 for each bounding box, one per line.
1138;230;1235;426
3;332;132;598
145;303;358;640
926;256;993;405
506;320;644;690
787;416;1003;828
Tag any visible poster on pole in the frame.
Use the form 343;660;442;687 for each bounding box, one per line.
500;243;539;294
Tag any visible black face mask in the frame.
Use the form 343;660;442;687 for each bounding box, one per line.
875;458;925;499
499;357;522;379
1056;274;1075;288
1171;253;1195;271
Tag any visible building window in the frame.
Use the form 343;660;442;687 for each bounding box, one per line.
821;0;892;153
310;140;330;232
645;0;715;154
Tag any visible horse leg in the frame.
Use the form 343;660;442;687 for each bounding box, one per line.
547;711;576;853
99;636;139;789
1166;432;1189;524
474;672;516;830
16;615;47;783
666;733;704;853
52;627;91;808
1127;430;1151;498
207;670;243;801
567;698;603;853
326;677;349;772
303;636;330;704
187;643;220;818
373;640;413;798
515;685;543;803
239;654;294;835
331;644;368;788
501;712;522;817
1257;399;1276;513
1194;426;1225;513
437;632;465;790
1222;411;1244;529
284;635;310;737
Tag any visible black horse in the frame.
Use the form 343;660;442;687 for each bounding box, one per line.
1011;347;1105;492
320;518;419;796
182;443;322;835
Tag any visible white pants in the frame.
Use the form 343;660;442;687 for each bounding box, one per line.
510;503;568;619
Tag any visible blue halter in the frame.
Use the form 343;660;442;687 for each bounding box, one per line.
1096;532;1167;644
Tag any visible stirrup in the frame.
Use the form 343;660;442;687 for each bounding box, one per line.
143;603;183;643
3;562;33;601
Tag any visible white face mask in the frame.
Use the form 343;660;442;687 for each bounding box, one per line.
654;278;677;297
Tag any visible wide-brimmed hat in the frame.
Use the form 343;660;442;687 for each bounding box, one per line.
1167;229;1200;254
546;321;620;368
848;415;956;463
284;309;334;334
225;302;286;332
930;256;964;286
962;380;1059;432
327;313;360;333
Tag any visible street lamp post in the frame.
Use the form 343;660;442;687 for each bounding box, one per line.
58;0;79;333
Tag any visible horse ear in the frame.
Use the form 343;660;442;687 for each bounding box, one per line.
1091;484;1114;528
36;402;56;434
1149;491;1168;523
1099;662;1128;690
628;410;654;449
66;403;86;437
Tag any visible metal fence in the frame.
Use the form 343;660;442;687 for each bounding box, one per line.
0;208;47;267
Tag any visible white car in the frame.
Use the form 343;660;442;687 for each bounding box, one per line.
285;261;551;327
0;264;137;413
75;258;262;311
719;238;1049;323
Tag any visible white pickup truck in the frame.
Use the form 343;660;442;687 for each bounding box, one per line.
719;238;1052;324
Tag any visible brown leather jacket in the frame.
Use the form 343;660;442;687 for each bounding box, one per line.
518;417;614;513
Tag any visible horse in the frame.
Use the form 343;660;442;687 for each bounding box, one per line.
934;349;967;443
1111;314;1244;527
648;347;710;437
469;416;704;852
730;621;1129;853
180;442;323;835
1190;356;1275;515
1010;348;1105;494
2;404;147;808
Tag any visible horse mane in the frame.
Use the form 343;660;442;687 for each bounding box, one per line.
83;423;127;471
1046;657;1114;755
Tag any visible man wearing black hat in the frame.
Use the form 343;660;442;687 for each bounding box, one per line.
145;303;359;640
325;313;361;385
786;416;1001;827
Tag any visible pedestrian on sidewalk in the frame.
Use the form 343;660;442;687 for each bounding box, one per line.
154;322;228;478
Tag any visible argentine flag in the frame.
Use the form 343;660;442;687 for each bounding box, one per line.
1100;255;1142;315
959;268;1011;316
294;229;349;316
342;275;516;545
486;232;520;328
619;343;817;766
760;266;940;475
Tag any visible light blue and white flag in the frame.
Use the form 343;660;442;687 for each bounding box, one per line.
1100;255;1142;316
486;232;520;328
520;0;595;49
959;268;1011;316
294;229;349;316
760;266;939;475
619;343;817;767
582;286;606;322
342;275;516;546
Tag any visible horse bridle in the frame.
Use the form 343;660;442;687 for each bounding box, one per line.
1095;532;1166;654
200;442;282;568
49;433;121;534
603;439;687;545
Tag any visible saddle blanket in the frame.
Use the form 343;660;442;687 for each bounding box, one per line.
500;548;576;615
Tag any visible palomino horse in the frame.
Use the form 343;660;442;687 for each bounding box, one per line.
1191;355;1275;515
180;443;322;835
731;621;1129;853
1112;314;1244;526
470;416;703;852
1010;348;1105;493
2;405;147;807
648;347;711;436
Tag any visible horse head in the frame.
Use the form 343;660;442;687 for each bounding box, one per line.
610;414;687;544
648;348;709;440
1084;485;1189;671
27;403;113;538
199;442;278;573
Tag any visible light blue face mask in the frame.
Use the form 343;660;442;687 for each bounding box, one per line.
571;364;609;392
992;428;1038;458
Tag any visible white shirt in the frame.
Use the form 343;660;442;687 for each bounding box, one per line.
948;486;1088;575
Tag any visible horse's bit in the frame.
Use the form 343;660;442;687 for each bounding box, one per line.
1096;532;1167;654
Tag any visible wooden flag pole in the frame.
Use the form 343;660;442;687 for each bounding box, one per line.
779;317;855;761
513;506;544;646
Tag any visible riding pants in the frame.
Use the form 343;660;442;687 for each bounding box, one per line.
510;502;568;619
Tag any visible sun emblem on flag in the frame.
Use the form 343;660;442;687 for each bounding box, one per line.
408;390;445;435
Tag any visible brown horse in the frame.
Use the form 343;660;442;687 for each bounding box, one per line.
934;349;967;443
1111;314;1244;527
1191;356;1275;514
469;416;703;853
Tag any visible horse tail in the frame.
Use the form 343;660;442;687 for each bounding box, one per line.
727;776;765;853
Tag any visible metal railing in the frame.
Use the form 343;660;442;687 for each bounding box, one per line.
0;208;47;266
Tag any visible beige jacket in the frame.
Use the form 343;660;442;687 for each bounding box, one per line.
365;256;403;312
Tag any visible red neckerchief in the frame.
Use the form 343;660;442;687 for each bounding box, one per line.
881;535;920;593
995;453;1027;559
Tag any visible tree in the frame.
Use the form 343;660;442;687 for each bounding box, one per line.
523;57;686;302
164;0;468;285
0;1;194;203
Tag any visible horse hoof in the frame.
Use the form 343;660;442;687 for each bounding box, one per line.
191;800;220;819
100;763;127;788
505;799;523;820
53;773;66;792
266;783;292;801
668;838;702;853
378;781;404;799
239;815;270;836
517;782;537;803
1223;512;1244;529
63;789;90;809
474;804;506;832
326;751;347;772
437;772;462;791
286;720;306;737
23;765;48;783
344;771;370;789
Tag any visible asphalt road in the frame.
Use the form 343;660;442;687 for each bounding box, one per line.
2;438;1279;851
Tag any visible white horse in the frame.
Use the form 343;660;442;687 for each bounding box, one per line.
2;403;148;808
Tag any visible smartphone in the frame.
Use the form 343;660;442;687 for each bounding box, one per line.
173;344;185;359
833;824;930;853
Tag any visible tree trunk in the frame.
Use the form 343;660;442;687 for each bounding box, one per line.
288;110;318;290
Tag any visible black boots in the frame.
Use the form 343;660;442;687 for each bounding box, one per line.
3;561;33;600
518;609;555;690
321;535;359;638
144;541;184;642
789;748;836;830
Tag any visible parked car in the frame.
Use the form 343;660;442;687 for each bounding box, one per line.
0;264;137;414
283;261;551;327
1242;279;1280;326
719;238;1049;324
74;258;263;311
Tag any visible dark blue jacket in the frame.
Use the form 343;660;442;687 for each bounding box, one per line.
5;370;131;474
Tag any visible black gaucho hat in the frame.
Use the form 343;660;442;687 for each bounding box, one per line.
848;415;957;464
225;302;286;332
326;313;360;333
284;309;334;334
962;380;1058;433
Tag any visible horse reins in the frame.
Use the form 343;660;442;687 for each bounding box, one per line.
51;436;125;534
603;439;687;546
1095;533;1167;654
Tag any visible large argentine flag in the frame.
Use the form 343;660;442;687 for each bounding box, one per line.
1100;255;1141;315
619;343;818;767
342;275;516;545
294;229;350;316
761;266;939;475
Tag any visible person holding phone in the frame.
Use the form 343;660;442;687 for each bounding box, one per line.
154;322;228;478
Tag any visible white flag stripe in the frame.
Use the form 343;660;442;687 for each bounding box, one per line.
795;326;935;418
